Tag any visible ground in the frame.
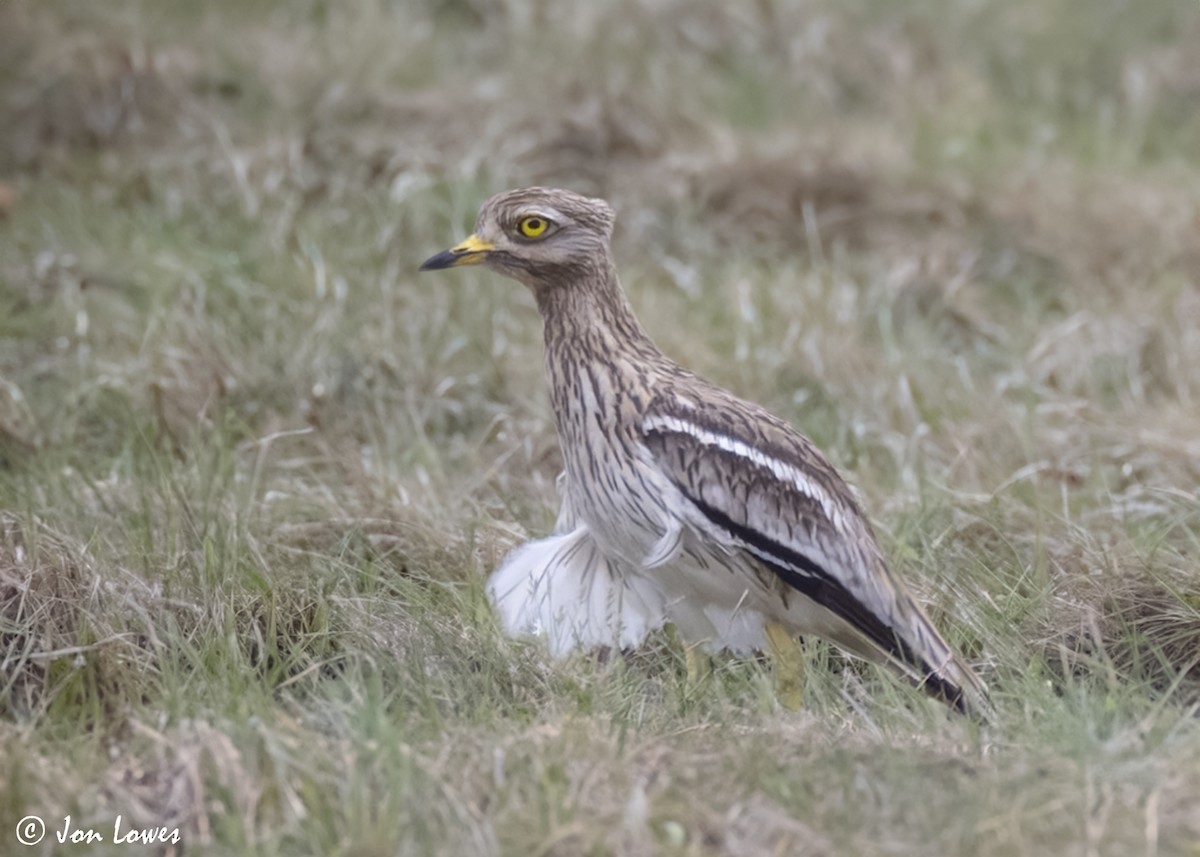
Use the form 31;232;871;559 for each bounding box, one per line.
1;1;1199;855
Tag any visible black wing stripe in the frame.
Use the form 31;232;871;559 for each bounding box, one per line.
689;495;967;713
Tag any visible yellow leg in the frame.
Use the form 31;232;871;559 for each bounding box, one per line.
765;621;805;711
683;641;712;694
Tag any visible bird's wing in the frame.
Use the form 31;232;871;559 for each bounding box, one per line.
638;387;988;714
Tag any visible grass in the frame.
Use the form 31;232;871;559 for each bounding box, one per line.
2;0;1200;854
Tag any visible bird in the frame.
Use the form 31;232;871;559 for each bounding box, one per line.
419;187;989;715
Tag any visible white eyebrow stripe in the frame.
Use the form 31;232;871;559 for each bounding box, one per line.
521;206;566;223
643;413;845;532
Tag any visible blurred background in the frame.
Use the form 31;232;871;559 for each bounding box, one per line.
1;1;1199;854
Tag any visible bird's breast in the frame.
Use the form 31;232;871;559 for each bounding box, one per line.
548;359;669;565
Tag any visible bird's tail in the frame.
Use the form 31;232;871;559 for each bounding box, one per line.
907;618;990;717
807;554;992;718
871;587;992;719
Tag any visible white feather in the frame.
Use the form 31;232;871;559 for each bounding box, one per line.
642;519;683;568
486;521;666;656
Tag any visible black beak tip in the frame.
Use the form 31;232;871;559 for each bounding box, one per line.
418;251;453;272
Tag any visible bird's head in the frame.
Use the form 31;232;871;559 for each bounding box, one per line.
419;187;616;291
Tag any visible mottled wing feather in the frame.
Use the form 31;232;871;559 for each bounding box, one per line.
639;387;985;714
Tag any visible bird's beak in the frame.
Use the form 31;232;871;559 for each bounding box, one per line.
418;234;495;271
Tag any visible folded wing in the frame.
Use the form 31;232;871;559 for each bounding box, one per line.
639;389;989;715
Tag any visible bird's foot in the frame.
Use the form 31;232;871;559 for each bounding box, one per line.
683;641;713;696
765;622;805;711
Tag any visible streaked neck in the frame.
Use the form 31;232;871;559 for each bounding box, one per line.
535;259;660;363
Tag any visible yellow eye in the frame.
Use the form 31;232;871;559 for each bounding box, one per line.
518;216;550;239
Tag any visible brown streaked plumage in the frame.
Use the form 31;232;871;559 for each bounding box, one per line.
420;187;990;716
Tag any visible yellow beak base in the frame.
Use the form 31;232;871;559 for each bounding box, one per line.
418;234;495;270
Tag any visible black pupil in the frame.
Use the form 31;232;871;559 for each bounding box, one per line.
526;219;541;231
